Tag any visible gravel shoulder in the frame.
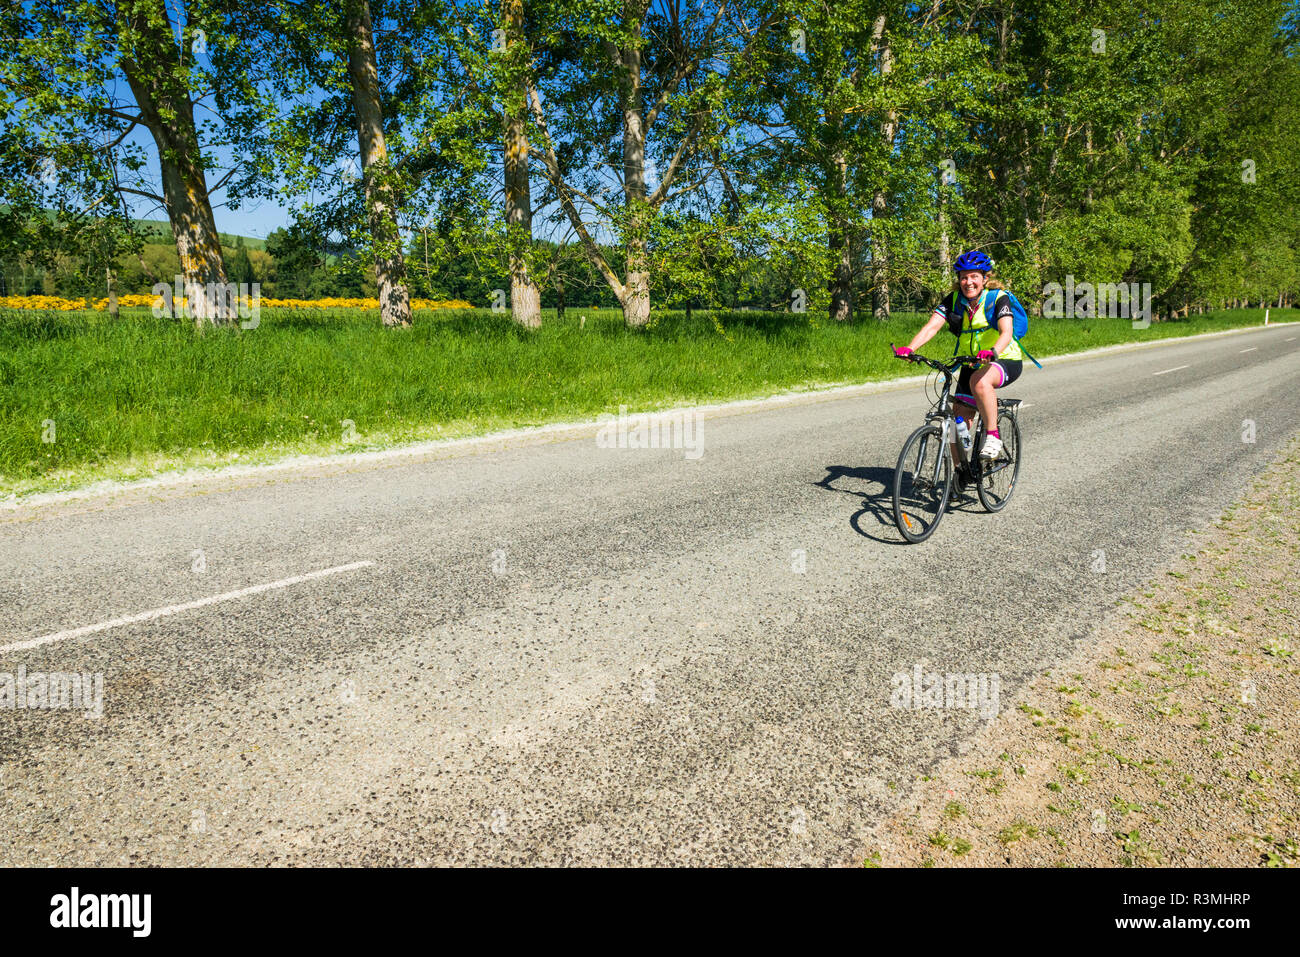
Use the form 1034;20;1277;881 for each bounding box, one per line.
867;434;1300;868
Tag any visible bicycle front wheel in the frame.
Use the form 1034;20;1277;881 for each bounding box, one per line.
976;411;1021;512
893;424;953;543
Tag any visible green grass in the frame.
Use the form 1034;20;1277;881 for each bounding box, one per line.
0;305;1288;497
998;820;1040;844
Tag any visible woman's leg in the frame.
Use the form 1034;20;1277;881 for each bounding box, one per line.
969;364;1000;432
950;399;977;458
951;368;978;471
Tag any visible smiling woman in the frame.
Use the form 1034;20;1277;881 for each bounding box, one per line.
893;251;1030;471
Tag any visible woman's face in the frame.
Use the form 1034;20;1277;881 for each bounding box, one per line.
958;270;986;299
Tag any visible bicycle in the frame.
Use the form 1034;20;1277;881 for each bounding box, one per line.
888;346;1023;543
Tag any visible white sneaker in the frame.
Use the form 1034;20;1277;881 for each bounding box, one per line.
980;434;1003;459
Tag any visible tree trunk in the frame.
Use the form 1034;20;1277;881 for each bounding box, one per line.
620;3;651;328
870;227;889;319
938;186;951;276
871;15;895;320
529;0;727;326
345;0;411;328
828;143;852;322
1085;124;1094;208
828;231;853;322
503;0;540;328
528;85;627;308
118;0;228;328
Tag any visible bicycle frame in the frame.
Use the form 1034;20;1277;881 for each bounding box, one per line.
890;345;1023;540
904;350;984;483
903;349;1018;481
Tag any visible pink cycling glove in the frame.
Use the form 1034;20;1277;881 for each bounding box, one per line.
893;346;914;357
977;349;997;362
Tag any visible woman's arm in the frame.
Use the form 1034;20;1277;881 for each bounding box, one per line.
906;312;948;352
992;316;1013;356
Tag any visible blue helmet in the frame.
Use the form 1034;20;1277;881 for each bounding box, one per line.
953;250;993;273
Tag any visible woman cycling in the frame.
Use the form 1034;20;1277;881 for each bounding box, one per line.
892;250;1023;473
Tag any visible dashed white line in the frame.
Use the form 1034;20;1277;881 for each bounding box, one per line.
1286;337;1297;342
0;561;376;653
1239;347;1257;353
1152;365;1189;376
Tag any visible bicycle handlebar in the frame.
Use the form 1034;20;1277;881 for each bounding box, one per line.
890;344;984;375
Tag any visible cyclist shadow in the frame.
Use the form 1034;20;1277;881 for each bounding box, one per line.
815;464;980;544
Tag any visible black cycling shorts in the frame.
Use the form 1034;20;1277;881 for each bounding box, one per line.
955;359;1022;407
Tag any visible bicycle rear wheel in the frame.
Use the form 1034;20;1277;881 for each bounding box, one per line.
893;424;953;543
975;411;1021;512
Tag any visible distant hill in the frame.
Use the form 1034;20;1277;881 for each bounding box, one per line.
133;218;267;251
0;207;268;251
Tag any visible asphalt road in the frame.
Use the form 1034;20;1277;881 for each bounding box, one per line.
2;324;1298;866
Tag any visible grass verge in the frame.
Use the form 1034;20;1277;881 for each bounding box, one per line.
1;305;1289;498
865;434;1300;868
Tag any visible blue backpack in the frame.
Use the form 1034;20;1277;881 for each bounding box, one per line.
944;289;1041;368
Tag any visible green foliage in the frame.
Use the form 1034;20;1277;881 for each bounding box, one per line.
4;0;1298;317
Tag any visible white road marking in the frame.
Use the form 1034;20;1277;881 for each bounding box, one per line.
0;561;376;653
1239;347;1257;353
1286;337;1297;342
1152;365;1189;376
